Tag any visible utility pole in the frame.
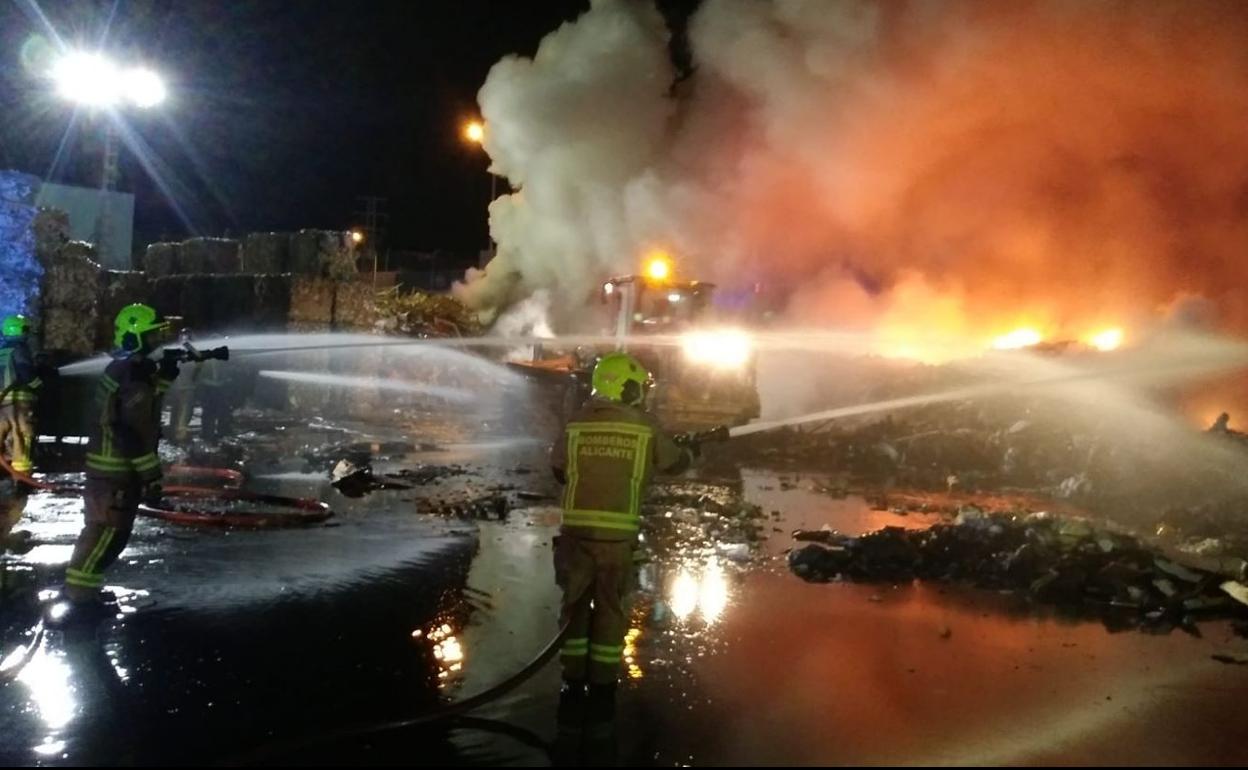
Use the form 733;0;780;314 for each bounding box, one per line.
92;121;120;265
354;195;388;283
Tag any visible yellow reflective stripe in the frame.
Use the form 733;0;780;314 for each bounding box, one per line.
563;431;581;511
132;453;161;470
100;375;119;393
27;378;41;389
86;453;131;469
563;509;639;532
590;643;623;651
87;454;160;475
82;526;116;574
630;432;649;517
566;421;651;435
65;568;104;588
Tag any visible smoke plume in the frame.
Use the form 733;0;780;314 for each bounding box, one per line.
459;0;1248;347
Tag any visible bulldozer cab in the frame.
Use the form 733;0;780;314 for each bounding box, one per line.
599;273;760;431
601;275;714;336
504;260;761;436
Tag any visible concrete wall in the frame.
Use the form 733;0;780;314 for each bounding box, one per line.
36;182;134;269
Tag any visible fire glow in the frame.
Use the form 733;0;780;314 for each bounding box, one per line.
992;328;1043;350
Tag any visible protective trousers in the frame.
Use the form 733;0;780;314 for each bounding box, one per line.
64;477;141;601
0;403;35;474
556;535;633;685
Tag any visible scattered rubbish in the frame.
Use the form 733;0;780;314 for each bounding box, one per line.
389;465;470;486
789;511;1248;633
514;490;551;502
330;459;412;497
416;494;509;521
331;459;363;483
644;481;766;564
717;543;751;563
1221;581;1248;608
1155;558;1203;584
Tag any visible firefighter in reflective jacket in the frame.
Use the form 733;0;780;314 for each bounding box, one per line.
550;352;692;696
0;314;40;551
64;304;178;603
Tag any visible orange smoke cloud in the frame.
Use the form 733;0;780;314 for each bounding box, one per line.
682;0;1248;344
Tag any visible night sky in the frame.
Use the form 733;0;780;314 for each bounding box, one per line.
0;0;595;258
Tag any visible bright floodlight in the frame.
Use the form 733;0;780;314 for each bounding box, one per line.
464;120;485;144
123;67;166;108
50;52;166;108
52;52;122;107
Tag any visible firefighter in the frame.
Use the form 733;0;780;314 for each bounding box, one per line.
63;304;178;604
550;352;693;702
166;329;200;444
197;353;231;441
0;314;41;552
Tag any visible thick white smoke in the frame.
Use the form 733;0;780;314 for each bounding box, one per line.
459;0;1248;353
455;0;675;323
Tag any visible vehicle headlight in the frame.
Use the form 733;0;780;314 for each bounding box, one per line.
681;330;752;370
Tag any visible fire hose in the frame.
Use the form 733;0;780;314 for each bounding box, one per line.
0;342;225;492
140;486;332;528
223;588;584;764
0;621;44;684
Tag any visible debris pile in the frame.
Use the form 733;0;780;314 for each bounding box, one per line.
789;509;1248;634
329;459;410;497
716;400;1119;497
1155;498;1248;578
373;285;483;337
415;493;508;521
644;481;768;563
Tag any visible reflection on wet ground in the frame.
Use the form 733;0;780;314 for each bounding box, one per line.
1;425;1246;765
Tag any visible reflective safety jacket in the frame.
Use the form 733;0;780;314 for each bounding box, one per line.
85;351;174;482
551;399;691;541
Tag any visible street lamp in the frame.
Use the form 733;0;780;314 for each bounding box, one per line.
47;50;167;265
462;119;498;263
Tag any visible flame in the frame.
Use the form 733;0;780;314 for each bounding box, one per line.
1087;328;1124;351
992;328;1044;350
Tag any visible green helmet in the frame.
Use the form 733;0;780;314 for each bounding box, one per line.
592;352;651;405
114;303;169;350
2;315;29;339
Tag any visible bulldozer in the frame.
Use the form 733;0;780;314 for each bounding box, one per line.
507;253;761;433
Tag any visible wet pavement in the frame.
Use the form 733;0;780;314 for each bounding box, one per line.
2;424;1247;765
